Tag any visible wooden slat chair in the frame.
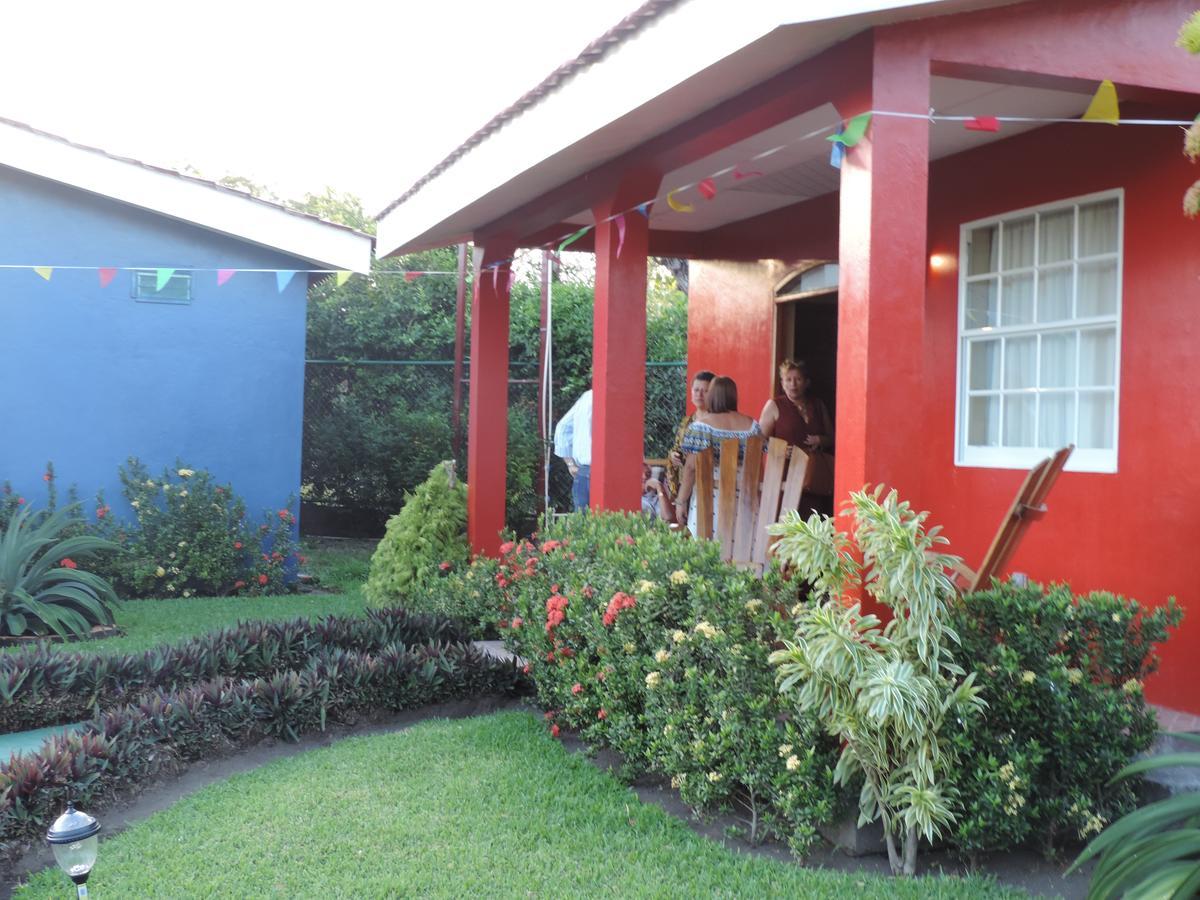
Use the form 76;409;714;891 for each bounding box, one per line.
952;444;1074;593
692;435;808;573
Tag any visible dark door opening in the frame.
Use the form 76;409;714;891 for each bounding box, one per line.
789;294;838;423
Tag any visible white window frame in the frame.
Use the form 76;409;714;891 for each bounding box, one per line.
954;189;1123;474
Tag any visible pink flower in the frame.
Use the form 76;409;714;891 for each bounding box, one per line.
16;497;24;505
234;580;246;590
550;724;560;738
438;561;451;572
257;574;269;586
571;683;584;695
597;708;608;721
96;506;108;519
540;540;561;553
511;616;523;629
42;472;51;482
522;664;531;674
60;558;78;569
499;541;515;555
234;541;243;550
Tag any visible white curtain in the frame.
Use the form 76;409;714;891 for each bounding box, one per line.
1038;267;1073;322
1004;216;1035;269
1078;260;1117;317
1039;208;1074;264
968;225;998;275
1002;273;1034;325
1040;332;1076;388
1079;200;1119;256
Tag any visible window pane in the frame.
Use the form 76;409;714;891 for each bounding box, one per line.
1037;266;1074;322
1080;327;1117;386
1079;391;1115;449
1040;332;1076;388
1078;199;1119;256
1003;394;1036;447
1004;336;1037;389
1001;273;1034;325
1039;392;1075;448
968;396;1000;446
967;225;998;275
1039;208;1074;264
1003;216;1035;269
969;339;1001;390
1077;259;1118;317
966;279;998;328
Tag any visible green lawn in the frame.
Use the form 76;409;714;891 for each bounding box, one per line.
14;713;1017;899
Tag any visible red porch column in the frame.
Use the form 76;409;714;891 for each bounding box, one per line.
835;36;930;503
467;240;516;555
591;172;660;511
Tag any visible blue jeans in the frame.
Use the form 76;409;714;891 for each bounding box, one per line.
572;465;591;511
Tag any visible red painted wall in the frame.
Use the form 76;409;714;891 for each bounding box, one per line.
689;120;1200;712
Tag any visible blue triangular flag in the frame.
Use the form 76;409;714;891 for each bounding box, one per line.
276;270;298;293
829;141;844;169
635;202;651;217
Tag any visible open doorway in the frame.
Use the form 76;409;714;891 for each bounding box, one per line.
772;263;838;421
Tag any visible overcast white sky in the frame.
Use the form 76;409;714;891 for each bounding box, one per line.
1;0;639;214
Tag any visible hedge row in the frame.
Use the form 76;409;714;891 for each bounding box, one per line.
0;608;470;733
0;638;525;853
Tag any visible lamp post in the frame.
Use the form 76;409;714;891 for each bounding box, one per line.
46;803;101;897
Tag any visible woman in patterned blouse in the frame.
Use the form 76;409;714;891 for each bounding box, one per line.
673;375;762;537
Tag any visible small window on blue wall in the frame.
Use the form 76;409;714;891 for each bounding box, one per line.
133;270;192;304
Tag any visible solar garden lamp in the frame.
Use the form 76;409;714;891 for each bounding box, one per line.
46;803;101;897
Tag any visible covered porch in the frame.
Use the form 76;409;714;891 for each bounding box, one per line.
377;0;1196;554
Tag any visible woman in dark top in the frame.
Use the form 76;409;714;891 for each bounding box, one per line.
758;358;834;515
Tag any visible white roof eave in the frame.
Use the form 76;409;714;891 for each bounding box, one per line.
0;122;373;273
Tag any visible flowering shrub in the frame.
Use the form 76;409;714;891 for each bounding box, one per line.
642;594;838;856
392;554;505;638
364;461;469;607
947;581;1182;860
92;458;300;598
458;510;838;855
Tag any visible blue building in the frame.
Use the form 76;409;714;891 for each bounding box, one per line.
0;117;372;525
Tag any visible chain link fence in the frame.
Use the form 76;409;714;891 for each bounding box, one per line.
301;360;687;537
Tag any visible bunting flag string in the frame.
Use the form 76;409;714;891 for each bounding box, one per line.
8;84;1196;292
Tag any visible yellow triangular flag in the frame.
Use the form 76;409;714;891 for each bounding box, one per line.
1082;79;1119;125
34;266;53;281
666;190;694;213
336;270;351;286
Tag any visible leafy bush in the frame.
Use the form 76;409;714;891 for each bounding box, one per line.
364;462;468;606
396;554;505;639
0;504;120;638
947;581;1182;859
92;458;300;598
642;593;838;856
769;489;985;876
0;626;525;854
0;607;471;733
444;510;838;856
1069;732;1200;899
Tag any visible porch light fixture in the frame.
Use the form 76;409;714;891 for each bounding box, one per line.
46;803;101;897
929;253;956;272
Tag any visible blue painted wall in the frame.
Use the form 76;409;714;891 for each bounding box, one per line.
0;166;311;526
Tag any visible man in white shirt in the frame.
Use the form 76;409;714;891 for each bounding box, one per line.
553;388;592;511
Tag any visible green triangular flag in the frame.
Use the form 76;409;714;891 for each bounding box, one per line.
827;113;873;148
558;226;591;253
155;268;176;292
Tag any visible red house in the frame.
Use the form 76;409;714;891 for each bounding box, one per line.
376;0;1200;716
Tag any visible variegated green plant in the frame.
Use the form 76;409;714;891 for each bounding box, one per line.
768;487;984;876
0;503;120;638
1069;733;1200;899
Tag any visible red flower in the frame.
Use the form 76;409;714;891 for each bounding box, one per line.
511;616;523;629
497;620;508;629
271;552;283;562
597;708;608;720
551;583;560;593
438;561;451;571
543;711;556;720
16;497;24;505
257;574;269;586
42;472;51;482
499;541;515;555
546;652;556;662
234;541;243;550
234;580;246;589
96;506;108;519
59;558;77;569
278;509;290;521
550;724;560;738
540;540;561;553
522;663;531;674
559;646;574;659
571;683;584;695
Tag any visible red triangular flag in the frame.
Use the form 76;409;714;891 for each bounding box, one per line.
404;272;421;282
98;267;118;288
964;116;1001;133
697;178;717;200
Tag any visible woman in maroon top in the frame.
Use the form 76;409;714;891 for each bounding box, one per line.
758;358;834;515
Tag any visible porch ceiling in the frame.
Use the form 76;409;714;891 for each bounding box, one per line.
562;77;1096;233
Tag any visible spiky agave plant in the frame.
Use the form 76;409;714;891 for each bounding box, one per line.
1068;733;1200;899
0;503;121;638
768;487;984;876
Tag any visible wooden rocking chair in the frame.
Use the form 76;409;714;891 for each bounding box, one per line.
690;435;809;574
951;444;1074;593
